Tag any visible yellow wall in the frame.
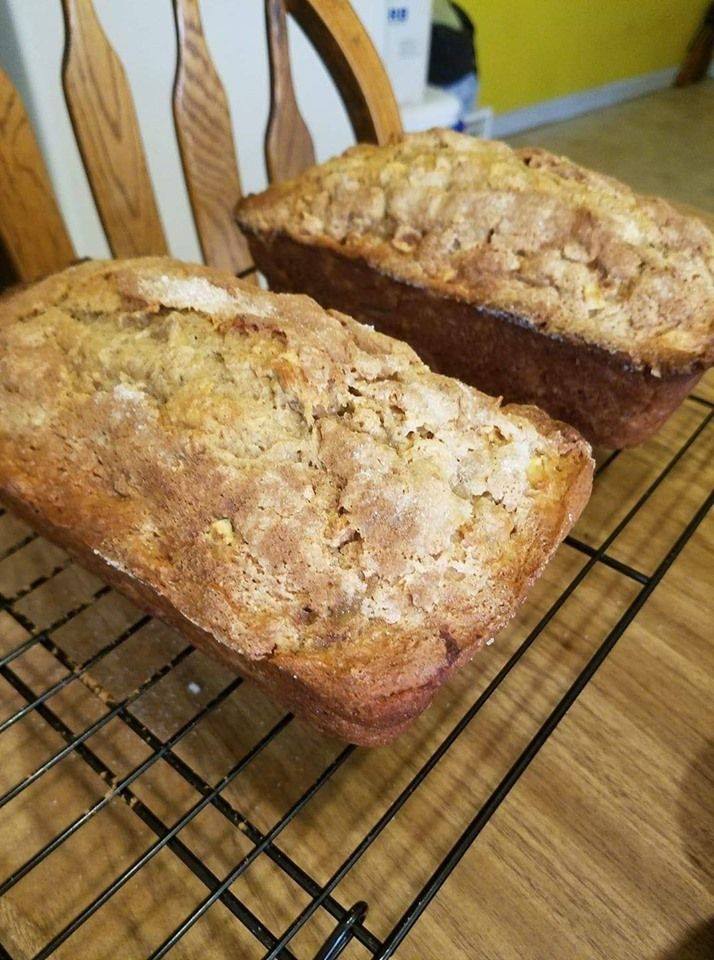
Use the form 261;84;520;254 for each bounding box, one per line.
458;0;709;113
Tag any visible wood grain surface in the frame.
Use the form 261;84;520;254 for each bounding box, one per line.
61;0;167;258
0;68;75;283
265;0;317;184
405;506;714;960
287;0;403;145
172;0;254;274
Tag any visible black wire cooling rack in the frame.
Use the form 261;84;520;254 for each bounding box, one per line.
0;398;711;960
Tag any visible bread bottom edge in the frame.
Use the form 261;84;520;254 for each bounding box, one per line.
0;490;482;746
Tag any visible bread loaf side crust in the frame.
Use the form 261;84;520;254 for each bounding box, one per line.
236;129;714;377
245;232;702;447
0;257;593;743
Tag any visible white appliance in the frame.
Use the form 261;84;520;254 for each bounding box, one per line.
383;0;431;105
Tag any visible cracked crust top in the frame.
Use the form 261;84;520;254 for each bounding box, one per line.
236;129;714;375
0;258;592;711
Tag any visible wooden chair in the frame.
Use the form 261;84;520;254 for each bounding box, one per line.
0;0;402;285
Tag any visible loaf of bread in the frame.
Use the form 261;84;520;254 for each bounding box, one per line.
0;258;592;743
236;129;714;447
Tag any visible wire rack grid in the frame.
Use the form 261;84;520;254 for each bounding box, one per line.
0;391;711;960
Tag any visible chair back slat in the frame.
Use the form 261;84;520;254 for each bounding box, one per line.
0;68;75;282
61;0;168;257
265;0;317;184
1;0;405;282
288;0;403;145
172;0;254;274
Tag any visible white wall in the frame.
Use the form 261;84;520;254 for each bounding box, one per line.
0;0;392;261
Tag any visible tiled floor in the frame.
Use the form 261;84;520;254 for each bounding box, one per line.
507;79;713;212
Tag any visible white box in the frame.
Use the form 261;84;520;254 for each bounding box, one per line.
382;1;432;106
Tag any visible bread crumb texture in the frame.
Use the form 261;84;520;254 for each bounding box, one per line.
0;259;591;692
237;129;714;375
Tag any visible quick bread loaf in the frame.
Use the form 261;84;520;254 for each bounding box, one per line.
236;129;714;447
0;258;592;743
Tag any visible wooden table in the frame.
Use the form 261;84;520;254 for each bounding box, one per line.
1;335;712;956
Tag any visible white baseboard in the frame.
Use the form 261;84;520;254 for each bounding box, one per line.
491;67;679;137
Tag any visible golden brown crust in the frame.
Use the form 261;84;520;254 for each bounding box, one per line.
0;257;593;743
236;129;714;376
244;232;703;447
